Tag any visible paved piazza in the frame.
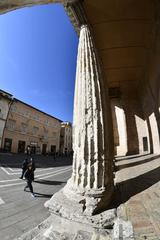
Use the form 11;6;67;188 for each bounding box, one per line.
0;153;72;240
115;154;160;239
1;153;160;240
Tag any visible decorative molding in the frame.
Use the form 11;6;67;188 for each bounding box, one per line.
64;0;87;35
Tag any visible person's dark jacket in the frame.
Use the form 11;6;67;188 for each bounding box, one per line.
30;158;36;172
31;162;36;172
22;159;28;170
24;168;34;182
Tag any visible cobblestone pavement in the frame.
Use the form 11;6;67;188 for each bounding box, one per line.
115;154;160;240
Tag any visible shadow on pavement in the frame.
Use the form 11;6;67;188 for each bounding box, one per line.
109;165;160;209
0;153;73;168
115;155;160;171
115;153;151;162
34;179;66;185
34;192;53;198
24;190;52;198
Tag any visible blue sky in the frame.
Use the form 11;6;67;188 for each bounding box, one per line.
0;3;78;122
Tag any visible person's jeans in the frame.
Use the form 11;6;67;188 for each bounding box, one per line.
20;169;26;178
26;180;33;193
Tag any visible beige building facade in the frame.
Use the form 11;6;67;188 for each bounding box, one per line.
2;98;61;154
60;121;72;155
0;90;12;150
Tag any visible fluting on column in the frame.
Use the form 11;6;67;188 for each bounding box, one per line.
45;25;114;217
71;25;114;191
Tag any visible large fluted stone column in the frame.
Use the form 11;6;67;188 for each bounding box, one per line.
45;25;114;218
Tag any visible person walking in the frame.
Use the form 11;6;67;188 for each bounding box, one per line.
19;158;28;179
24;164;35;197
26;146;31;155
30;157;36;181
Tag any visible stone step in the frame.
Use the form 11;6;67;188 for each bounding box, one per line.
32;229;112;240
15;216;53;240
14;210;134;240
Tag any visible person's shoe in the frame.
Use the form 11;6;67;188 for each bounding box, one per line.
19;177;23;179
31;193;35;198
24;187;27;191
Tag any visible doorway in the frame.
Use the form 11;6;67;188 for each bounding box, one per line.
18;140;26;153
4;138;12;152
51;145;56;154
42;144;47;155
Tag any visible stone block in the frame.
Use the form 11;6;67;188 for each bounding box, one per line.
73;230;92;240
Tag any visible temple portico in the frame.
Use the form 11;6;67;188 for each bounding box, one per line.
1;0;160;239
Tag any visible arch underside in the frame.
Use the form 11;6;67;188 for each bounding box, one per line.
0;0;69;14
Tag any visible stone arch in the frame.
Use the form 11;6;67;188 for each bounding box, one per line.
0;1;66;15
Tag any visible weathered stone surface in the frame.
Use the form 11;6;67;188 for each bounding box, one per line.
15;211;134;240
15;216;53;240
71;25;114;195
15;212;115;240
113;218;134;240
43;229;73;240
0;0;76;14
45;25;114;219
73;230;92;240
45;189;116;229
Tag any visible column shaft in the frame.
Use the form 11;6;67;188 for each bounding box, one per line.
72;25;113;191
45;25;114;216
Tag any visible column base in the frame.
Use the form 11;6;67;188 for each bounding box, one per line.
15;184;134;240
16;206;134;240
44;179;114;223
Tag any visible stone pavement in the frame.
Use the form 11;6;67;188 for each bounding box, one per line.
0;153;72;240
1;153;160;239
115;154;160;240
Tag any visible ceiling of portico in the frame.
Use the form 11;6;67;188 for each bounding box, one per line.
81;0;156;89
0;0;156;92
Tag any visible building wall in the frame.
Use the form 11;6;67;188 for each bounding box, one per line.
110;81;150;157
64;125;72;153
0;92;12;148
140;81;160;154
138;10;160;154
60;122;72;154
111;98;128;156
2;99;61;154
135;116;150;154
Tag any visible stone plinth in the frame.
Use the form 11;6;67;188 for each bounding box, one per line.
15;209;134;240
